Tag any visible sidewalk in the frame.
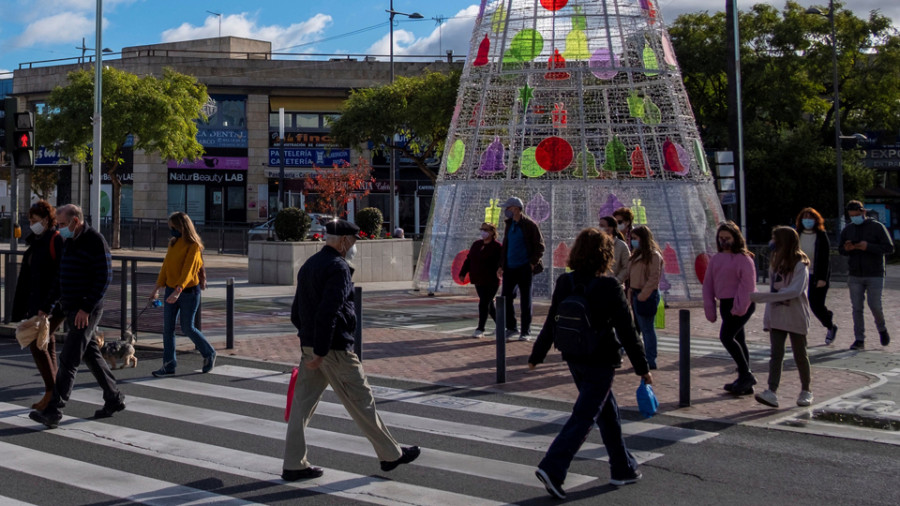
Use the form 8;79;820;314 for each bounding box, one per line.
137;251;900;429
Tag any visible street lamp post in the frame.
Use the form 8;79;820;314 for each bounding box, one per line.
807;1;844;236
386;1;423;232
91;0;103;227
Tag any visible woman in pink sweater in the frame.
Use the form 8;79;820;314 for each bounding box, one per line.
702;221;758;395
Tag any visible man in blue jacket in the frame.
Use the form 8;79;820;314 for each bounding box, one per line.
281;219;419;481
29;204;123;429
839;200;895;350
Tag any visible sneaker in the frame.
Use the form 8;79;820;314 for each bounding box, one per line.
472;329;485;338
202;351;217;374
825;326;837;345
535;467;566;499
730;374;757;396
152;367;175;377
505;330;520;342
754;389;779;408
29;409;63;429
849;340;865;351
380;446;421;472
518;332;535;342
94;399;126;419
796;390;814;407
880;330;891;346
609;469;642;486
282;466;324;481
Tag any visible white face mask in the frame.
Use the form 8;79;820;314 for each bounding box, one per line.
481;231;490;240
617;223;628;232
345;243;358;261
30;222;45;235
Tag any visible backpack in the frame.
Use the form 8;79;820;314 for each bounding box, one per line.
553;274;603;356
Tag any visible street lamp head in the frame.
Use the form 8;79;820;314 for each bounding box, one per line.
409;12;424;19
805;7;827;16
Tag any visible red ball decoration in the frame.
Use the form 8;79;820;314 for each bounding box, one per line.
541;0;569;11
535;136;573;172
451;250;471;285
695;253;710;285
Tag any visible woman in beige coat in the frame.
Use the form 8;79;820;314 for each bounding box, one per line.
626;226;664;369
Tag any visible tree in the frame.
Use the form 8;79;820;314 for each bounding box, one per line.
37;67;207;248
669;1;899;240
328;71;460;183
303;159;375;218
30;167;59;200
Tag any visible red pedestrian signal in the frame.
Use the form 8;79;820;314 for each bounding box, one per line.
13;112;35;168
19;132;33;148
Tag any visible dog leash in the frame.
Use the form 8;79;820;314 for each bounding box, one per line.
124;298;163;334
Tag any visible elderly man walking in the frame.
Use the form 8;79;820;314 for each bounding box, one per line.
29;204;123;429
281;219;419;481
498;196;546;342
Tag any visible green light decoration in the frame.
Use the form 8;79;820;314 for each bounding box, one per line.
643;96;662;125
602;135;630;172
562;5;590;61
484;198;501;227
627;91;644;118
447;139;465;174
518;84;535;113
491;3;507;33
572;150;599;178
643;43;659;76
632;198;647;224
507;29;544;61
693;138;710;175
520;147;546;177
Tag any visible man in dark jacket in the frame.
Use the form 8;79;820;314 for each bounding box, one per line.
839;200;895;349
498;196;545;341
282;219;419;481
29;204;123;429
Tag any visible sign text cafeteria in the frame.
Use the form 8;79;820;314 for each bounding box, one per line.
269;148;351;167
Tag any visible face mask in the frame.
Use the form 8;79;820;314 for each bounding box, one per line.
480;231;490;240
345;243;358;261
58;225;74;240
618;223;628;232
768;241;776;251
170;228;182;238
30;222;45;235
504;209;513;219
631;239;640;249
718;238;733;250
801;218;815;230
850;215;864;226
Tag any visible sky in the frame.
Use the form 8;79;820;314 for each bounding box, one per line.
1;0;898;80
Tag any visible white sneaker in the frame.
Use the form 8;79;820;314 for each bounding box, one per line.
505;330;520;342
472;330;484;338
519;332;535;342
754;389;779;408
796;390;814;407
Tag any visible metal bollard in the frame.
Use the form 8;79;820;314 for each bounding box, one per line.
354;286;363;360
495;295;506;383
120;259;127;339
130;261;138;338
679;309;691;407
226;277;235;349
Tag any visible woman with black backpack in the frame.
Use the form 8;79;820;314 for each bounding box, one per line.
528;228;653;500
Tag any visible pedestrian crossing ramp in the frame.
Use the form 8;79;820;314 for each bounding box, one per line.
0;363;718;505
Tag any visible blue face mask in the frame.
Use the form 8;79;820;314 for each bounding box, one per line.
170;228;182;238
801;218;815;230
58;224;74;239
768;241;776;251
631;239;640;249
849;215;864;226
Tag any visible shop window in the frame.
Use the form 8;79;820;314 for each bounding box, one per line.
296;113;319;129
269;113;294;129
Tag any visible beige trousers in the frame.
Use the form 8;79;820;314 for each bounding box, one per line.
282;346;403;470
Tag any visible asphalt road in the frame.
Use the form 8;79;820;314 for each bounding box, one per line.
0;342;897;505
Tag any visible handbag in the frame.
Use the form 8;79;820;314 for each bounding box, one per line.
284;367;299;422
15;315;50;351
654;295;665;329
636;379;659;418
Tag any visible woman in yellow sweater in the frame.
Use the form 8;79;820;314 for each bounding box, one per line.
150;212;216;376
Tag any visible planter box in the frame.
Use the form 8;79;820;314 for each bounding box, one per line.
248;239;414;285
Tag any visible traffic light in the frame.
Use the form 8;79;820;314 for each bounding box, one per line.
13;111;34;168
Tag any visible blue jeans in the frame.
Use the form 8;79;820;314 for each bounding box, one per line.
538;363;638;484
632;291;660;367
848;276;886;341
161;286;215;371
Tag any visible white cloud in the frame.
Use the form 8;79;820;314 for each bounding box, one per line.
160;12;333;51
366;5;481;60
11;12;95;48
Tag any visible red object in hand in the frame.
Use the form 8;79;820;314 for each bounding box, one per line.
285;367;299;422
451;250;471;285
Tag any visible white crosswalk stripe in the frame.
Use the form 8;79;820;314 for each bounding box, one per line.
0;358;718;504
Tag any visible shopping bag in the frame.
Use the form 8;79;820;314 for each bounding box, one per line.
636;379;659;418
654;295;665;329
35;315;50;351
15;316;41;349
284;367;299;422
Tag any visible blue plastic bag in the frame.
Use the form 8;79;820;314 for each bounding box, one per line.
636;379;659;418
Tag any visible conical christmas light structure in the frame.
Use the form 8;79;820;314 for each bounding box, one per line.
415;0;725;301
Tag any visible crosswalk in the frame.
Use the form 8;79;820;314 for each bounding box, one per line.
0;357;718;505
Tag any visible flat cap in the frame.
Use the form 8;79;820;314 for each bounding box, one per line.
325;219;360;237
845;201;864;212
504;196;524;209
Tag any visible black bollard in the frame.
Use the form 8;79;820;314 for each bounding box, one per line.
226;277;235;349
354;286;363;360
679;309;691;407
495;295;506;383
